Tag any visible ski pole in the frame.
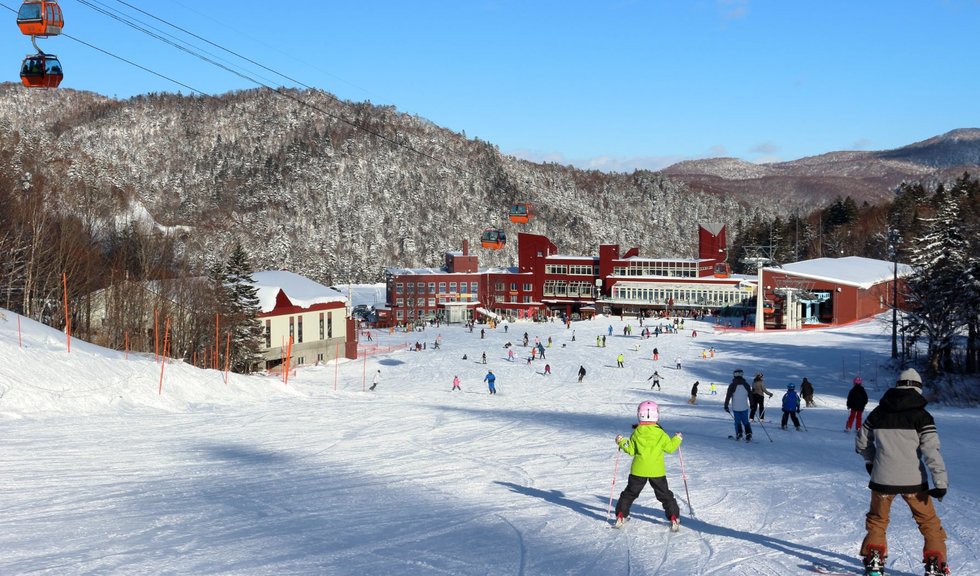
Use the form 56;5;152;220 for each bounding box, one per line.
677;444;694;516
797;411;808;432
606;448;621;522
755;418;774;442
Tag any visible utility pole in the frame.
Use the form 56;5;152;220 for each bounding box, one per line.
889;229;900;359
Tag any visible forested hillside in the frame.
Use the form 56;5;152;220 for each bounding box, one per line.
0;83;755;284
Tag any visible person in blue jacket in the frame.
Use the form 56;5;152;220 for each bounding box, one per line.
780;383;802;430
484;370;496;395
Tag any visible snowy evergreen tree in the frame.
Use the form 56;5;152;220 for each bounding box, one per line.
221;242;264;373
904;191;971;375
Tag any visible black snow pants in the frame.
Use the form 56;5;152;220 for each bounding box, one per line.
615;474;680;521
749;393;766;420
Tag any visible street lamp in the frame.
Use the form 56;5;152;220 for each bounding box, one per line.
888;229;901;359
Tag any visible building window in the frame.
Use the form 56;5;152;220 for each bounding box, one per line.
395;282;404;294
417;281;425;291
396;310;404;320
265;319;271;348
407;283;415;294
428;298;435;307
471;282;479;293
523;283;532;291
449;282;457;293
319;313;324;340
522;296;532;303
495;282;505;291
396;298;404;307
327;312;333;338
289;317;295;341
297;315;303;343
439;282;447;293
417;297;425;307
510;282;518;291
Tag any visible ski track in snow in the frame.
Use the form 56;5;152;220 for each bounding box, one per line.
1;312;978;575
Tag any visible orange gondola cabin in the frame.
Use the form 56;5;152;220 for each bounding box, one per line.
508;203;532;224
20;54;62;88
480;229;506;250
17;0;63;37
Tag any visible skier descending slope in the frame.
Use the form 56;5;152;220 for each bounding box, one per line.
612;401;683;531
724;369;753;442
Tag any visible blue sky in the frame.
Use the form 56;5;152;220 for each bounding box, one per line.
5;0;979;171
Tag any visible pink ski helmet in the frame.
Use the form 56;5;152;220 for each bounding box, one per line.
853;377;863;385
637;400;660;423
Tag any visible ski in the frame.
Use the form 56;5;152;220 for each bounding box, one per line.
807;565;862;575
728;435;752;442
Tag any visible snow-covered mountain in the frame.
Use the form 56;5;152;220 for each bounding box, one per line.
661;129;980;208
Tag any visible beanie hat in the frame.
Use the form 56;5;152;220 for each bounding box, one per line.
897;368;922;388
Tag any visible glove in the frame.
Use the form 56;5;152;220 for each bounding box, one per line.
865;463;873;476
675;432;683;440
724;407;731;414
615;434;624;444
929;488;947;501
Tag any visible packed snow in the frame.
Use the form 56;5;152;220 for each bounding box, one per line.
1;306;977;576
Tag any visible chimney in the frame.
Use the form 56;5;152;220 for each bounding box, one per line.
462;239;469;256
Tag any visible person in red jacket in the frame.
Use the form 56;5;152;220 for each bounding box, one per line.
613;400;683;530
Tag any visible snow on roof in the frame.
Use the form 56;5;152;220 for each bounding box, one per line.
251;270;347;313
769;256;913;289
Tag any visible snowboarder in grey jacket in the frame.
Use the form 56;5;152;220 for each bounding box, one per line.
855;368;949;575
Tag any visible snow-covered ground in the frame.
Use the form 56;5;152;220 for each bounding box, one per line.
1;307;977;576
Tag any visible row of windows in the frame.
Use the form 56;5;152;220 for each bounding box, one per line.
492;282;534;292
395;281;479;294
395;295;478;307
612;265;699;278
545;264;598;275
611;285;749;307
264;312;334;348
542;280;595;298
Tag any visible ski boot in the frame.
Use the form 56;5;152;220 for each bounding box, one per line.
745;433;752;443
613;513;629;529
669;515;680;532
735;433;743;441
864;547;886;576
923;553;950;575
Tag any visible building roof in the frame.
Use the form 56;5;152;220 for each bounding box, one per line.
767;256;913;289
251;270;347;313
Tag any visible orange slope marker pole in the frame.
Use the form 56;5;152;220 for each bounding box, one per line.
333;342;340;391
284;336;293;386
214;313;220;370
63;272;71;352
224;331;231;384
158;317;171;395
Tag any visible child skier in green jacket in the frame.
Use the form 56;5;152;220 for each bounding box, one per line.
613;400;684;530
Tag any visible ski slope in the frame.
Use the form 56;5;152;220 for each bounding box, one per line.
1;308;977;576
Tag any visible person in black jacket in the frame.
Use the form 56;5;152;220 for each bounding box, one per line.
846;376;869;432
800;377;815;407
855;368;949;575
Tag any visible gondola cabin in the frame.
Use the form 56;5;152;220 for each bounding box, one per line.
20;54;62;88
713;262;731;278
508;203;531;224
17;1;63;36
480;229;506;250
